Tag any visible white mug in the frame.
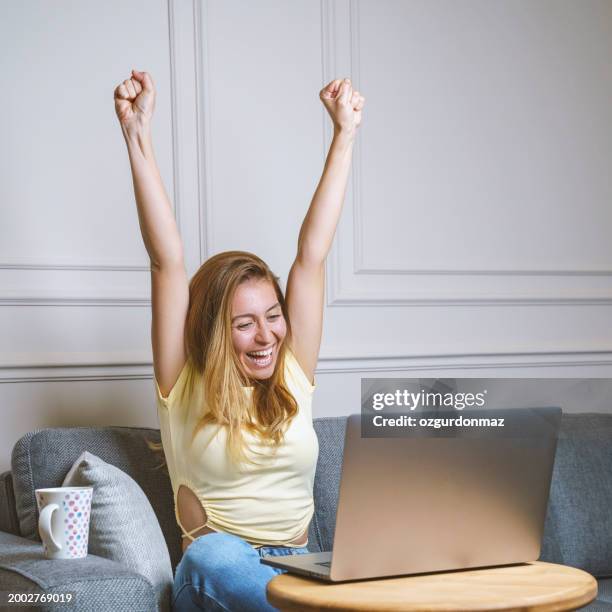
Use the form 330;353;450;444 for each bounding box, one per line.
35;486;93;559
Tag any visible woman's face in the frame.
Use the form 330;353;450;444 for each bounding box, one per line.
230;277;287;380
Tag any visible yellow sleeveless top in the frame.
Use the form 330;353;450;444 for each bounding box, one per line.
154;348;318;548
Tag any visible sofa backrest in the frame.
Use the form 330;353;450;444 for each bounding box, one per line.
9;418;348;570
538;413;612;577
9;414;612;577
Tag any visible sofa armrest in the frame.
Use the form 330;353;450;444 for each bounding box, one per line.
0;471;20;536
0;531;157;612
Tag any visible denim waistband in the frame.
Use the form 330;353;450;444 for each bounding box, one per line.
256;544;310;558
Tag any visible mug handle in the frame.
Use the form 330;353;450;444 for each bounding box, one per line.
38;504;62;553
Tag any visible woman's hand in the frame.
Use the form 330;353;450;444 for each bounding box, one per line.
114;69;156;131
319;78;365;137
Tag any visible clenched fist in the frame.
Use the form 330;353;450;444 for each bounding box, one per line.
320;78;365;136
114;69;156;130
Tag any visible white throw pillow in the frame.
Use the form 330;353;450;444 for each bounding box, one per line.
63;451;172;612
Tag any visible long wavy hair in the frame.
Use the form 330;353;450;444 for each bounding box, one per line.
149;251;298;467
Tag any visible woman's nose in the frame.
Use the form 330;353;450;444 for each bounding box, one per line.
255;322;273;344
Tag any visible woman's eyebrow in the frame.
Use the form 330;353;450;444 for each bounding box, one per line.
231;302;281;322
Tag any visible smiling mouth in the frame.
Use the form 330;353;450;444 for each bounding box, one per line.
245;346;275;367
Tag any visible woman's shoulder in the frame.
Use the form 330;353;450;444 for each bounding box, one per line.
155;359;194;410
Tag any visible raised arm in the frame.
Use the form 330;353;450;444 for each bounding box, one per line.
114;70;189;397
285;79;365;383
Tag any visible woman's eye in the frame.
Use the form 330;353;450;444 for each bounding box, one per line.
236;315;280;330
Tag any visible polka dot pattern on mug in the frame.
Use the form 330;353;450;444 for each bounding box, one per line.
36;487;94;559
61;490;93;558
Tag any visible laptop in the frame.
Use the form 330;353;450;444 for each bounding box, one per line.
261;408;561;582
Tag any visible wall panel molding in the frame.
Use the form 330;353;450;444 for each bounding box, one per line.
2;349;612;382
0;0;198;306
325;0;612;307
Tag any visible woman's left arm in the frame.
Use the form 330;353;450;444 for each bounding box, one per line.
285;79;365;383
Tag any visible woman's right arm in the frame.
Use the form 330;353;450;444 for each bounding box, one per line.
114;70;188;397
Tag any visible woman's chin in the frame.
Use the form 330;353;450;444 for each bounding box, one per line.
248;366;274;380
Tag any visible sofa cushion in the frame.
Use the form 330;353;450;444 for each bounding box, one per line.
311;417;347;552
541;414;612;577
10;427;182;570
63;451;172;612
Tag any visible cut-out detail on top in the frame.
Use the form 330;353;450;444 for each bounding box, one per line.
180;522;210;541
176;484;212;541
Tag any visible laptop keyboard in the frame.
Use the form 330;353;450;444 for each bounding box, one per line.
315;561;331;567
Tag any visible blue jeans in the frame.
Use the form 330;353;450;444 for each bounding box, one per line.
172;532;310;611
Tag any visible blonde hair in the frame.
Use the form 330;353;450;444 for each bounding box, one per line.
149;251;298;466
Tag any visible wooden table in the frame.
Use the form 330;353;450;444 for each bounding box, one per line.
267;561;597;611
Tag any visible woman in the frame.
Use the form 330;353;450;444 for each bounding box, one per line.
114;68;365;611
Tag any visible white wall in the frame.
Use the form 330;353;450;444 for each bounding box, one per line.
1;0;612;472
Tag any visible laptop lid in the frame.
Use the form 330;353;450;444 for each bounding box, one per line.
328;408;561;581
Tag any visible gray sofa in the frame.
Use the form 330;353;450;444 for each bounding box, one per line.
1;414;611;611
